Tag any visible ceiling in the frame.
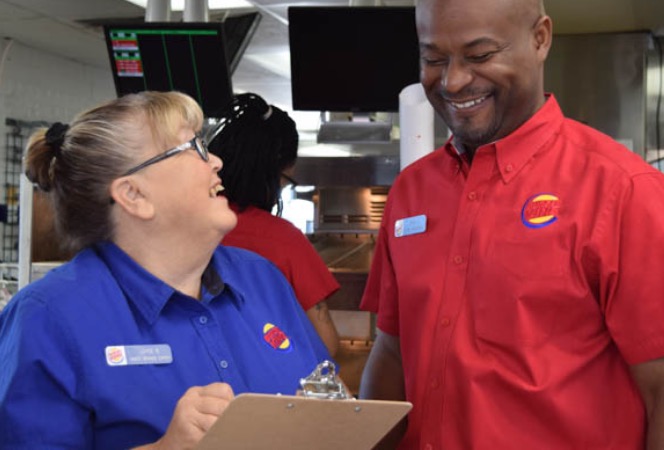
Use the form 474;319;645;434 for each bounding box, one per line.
0;0;662;114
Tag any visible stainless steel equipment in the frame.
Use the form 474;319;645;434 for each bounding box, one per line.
544;32;659;159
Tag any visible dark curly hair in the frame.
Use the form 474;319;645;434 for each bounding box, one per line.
207;93;298;215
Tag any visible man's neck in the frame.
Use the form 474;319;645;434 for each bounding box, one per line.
453;138;477;165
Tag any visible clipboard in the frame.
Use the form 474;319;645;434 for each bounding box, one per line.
195;393;412;450
196;361;412;450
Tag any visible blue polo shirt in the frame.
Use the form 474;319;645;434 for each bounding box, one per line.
0;241;330;449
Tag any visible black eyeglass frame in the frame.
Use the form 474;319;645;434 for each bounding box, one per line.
280;172;299;187
121;135;209;176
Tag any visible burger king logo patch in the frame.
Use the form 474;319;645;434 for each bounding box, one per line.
521;193;561;228
262;323;292;352
105;346;127;366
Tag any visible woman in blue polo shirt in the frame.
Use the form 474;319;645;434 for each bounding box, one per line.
0;91;331;450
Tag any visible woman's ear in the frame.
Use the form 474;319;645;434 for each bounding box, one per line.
109;177;155;220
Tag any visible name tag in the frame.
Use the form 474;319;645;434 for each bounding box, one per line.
105;344;173;366
395;214;427;238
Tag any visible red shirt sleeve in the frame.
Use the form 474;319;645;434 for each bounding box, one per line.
360;195;400;336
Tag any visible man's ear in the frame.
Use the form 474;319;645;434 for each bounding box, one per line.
109;177;155;220
533;15;553;61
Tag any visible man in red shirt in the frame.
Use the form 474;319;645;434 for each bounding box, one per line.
359;0;664;448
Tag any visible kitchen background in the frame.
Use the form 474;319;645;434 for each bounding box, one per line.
0;0;662;393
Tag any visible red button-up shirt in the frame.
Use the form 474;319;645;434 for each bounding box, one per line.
223;205;339;311
362;96;664;449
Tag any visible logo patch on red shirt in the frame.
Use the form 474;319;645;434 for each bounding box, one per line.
521;193;561;228
262;323;292;352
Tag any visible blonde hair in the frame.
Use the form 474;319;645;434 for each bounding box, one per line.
24;91;203;253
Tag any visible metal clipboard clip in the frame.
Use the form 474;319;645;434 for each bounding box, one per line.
299;360;352;400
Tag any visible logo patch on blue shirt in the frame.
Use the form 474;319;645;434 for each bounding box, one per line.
521;193;561;228
395;214;427;237
105;344;173;366
262;323;292;352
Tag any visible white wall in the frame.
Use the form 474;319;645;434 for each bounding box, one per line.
0;39;114;127
0;38;115;261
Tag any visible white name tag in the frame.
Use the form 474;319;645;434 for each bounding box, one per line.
105;344;173;366
395;214;427;237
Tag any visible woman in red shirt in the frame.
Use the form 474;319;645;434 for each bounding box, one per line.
208;93;340;356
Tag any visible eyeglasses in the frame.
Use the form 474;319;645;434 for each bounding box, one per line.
121;135;209;176
281;172;299;188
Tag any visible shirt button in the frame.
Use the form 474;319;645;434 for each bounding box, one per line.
453;255;463;265
199;316;208;324
424;444;433;450
505;164;514;173
467;191;477;201
220;360;229;369
440;317;451;327
430;377;440;389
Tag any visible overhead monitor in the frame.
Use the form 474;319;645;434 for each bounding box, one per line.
223;12;262;74
288;6;420;113
103;22;233;117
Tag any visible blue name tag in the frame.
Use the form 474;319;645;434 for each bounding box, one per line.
394;214;427;237
105;344;173;366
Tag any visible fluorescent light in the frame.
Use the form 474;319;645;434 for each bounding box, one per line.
124;0;254;10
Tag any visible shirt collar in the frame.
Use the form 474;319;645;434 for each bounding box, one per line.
95;242;237;325
444;94;564;182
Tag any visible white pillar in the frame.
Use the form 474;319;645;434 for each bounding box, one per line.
184;0;209;22
146;0;172;22
398;83;435;171
17;172;33;289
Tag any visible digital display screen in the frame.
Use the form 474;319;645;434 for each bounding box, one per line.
288;7;420;113
104;23;233;117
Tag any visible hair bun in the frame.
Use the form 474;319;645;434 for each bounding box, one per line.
232;93;270;120
45;122;69;157
206;93;272;144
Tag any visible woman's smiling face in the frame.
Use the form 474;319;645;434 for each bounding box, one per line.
135;124;237;241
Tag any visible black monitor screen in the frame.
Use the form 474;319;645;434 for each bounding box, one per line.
104;23;232;117
288;7;420;113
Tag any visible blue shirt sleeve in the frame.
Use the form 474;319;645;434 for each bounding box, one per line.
0;292;92;448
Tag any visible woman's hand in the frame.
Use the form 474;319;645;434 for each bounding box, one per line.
137;382;235;450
